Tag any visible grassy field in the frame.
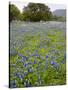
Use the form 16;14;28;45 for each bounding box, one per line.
9;21;66;88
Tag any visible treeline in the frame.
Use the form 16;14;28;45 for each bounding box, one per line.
9;3;66;22
52;15;66;22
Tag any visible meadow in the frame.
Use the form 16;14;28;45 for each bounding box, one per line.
9;21;66;88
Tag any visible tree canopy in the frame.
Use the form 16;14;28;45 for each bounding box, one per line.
9;3;53;22
9;4;20;22
22;3;52;21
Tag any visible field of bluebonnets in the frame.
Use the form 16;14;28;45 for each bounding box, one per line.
9;21;66;88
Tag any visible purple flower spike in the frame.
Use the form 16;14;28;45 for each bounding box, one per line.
46;55;48;58
23;56;28;61
51;61;57;65
51;61;59;70
34;60;36;64
34;53;39;57
24;63;28;67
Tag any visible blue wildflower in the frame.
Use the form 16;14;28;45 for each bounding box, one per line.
34;60;36;64
15;73;23;80
24;63;28;67
51;61;59;70
28;68;33;73
46;55;48;58
35;53;39;57
23;56;28;61
51;61;57;65
18;53;24;58
33;53;39;57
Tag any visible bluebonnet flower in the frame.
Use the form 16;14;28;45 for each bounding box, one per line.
15;73;23;80
46;55;48;58
33;52;39;57
51;61;59;70
51;61;57;65
18;53;24;58
28;68;33;73
24;63;28;67
52;50;59;55
35;53;39;57
23;56;28;61
10;80;17;88
34;60;36;64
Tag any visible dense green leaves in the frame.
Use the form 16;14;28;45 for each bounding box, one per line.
9;4;20;22
9;3;52;22
52;15;66;22
9;3;65;22
23;3;52;21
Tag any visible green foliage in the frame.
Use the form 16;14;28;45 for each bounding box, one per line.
19;14;24;21
52;15;66;22
9;3;66;22
9;4;20;22
22;3;52;21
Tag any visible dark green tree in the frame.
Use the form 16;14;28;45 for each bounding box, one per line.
22;3;52;21
9;4;20;22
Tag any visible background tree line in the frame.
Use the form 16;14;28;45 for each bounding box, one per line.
9;3;65;22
